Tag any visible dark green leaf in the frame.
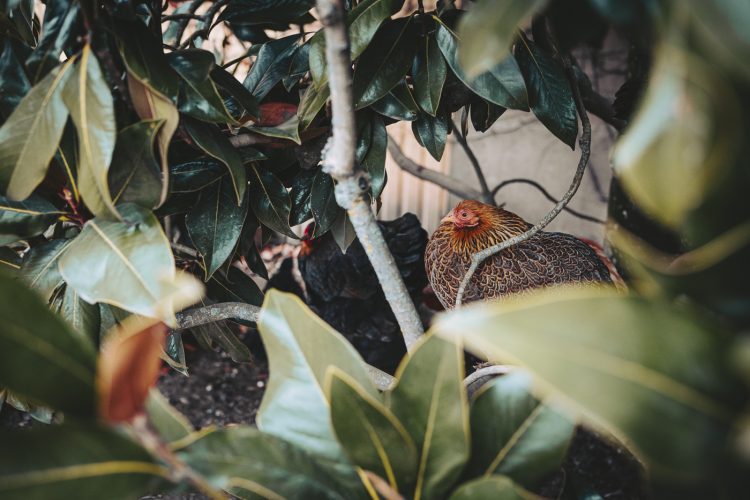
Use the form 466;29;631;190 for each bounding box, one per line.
207;265;264;307
169;159;225;194
0;246;21;276
0;274;96;417
470;96;506;132
456;0;547;77
0;41;30;118
183;117;246;204
0;57;73;200
246;115;302;145
328;368;418;495
109;120;164;209
243;35;300;100
211;66;260;120
238;215;269;280
436;22;529;110
25;0;79;83
145;389;193;444
192;319;252;363
20;238;71;301
289;168;315;226
0;425;168;500
283;41;310;91
57;285;101;348
0;195;62;245
387;335;469;499
330;210;357;253
298;82;329;130
352;17;420;109
168;49;236;124
309;168;340;237
247;164;296;238
412;34;447;116
449;476;526;500
361;113;387;197
163;329;188;375
177;426;368;500
515;38;577;148
468;371;574;487
371;80;420;121
412;111;448;161
186;175;248;280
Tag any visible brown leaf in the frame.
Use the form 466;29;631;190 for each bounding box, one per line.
97;320;167;423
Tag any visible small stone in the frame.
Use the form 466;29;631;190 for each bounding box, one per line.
256;381;265;388
205;384;213;392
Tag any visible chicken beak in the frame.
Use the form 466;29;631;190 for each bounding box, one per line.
441;211;455;224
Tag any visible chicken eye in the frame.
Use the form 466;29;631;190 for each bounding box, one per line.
460;211;468;218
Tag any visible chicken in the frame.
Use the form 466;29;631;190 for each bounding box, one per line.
425;200;617;309
266;213;428;373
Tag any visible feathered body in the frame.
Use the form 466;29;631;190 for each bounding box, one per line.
426;200;614;308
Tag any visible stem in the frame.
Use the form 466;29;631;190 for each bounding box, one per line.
449;119;494;204
387;137;484;201
171;0;203;46
316;0;424;350
454;55;592;306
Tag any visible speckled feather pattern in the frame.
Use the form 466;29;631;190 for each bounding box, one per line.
425;201;612;309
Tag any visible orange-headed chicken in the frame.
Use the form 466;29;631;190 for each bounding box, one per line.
425;200;618;308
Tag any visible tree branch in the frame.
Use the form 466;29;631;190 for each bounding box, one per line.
454;56;592;306
386;137;484;201
316;0;424;350
449;119;494;204
174;301;394;390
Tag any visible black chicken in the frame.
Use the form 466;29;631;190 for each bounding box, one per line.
265;213;428;374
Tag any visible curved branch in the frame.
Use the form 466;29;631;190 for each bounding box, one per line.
449;119;494;204
387;138;484;201
455;56;592;306
492;178;605;224
317;0;424;350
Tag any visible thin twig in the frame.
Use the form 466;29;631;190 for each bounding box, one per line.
492;178;605;224
387;137;484;201
173;301;394;390
171;0;203;46
316;0;424;350
449;119;494;204
179;0;229;49
162;13;204;21
454;55;592;306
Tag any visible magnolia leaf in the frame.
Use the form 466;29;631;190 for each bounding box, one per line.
20;238;71;301
62;44;119;220
468;371;574;487
183;117;246;205
59;203;203;324
186;175;248;280
0;273;96;417
448;476;526;500
327;368;418;495
257;290;377;461
298;82;329;130
247;164;296;238
177;426;368;499
0;194;62;245
412;112;449;161
434;287;744;479
97;319;167;423
412;35;447;116
0;425;169;500
145;389;193;444
372;80;419;122
331;210;357;253
457;0;547;77
0;57;74;200
57;285;101;346
515;37;578;149
310;168;340;237
109;120;164;209
387;334;469;499
247;115;302;144
243;35;300;100
169;159;225;194
168;49;237;124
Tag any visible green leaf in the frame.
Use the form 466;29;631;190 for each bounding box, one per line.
0;195;62;245
183;117;246;205
189;315;253;363
331;210;357;253
247;164;296;238
0;57;73;200
186;175;248;279
353;17;420;109
470;97;506;133
449;476;526;500
25;0;79;83
207;265;264;307
289;168;315;226
436;22;528;110
0;273;96;417
145;389;193;444
468;371;574;487
387;335;469;500
310;168;341;237
298;82;329;130
62;45;119;220
20;238;71;301
170;159;225;194
58;204;180;322
434;287;744;478
309;0;398;88
57;285;101;347
0;246;22;276
257;290;378;462
247;115;302;145
109;120;164;209
371;80;420;122
456;0;547;77
167;49;236;124
328;368;418;495
413;34;447;116
412;112;448;161
515;37;577;149
0;41;30;118
177;426;368;500
361;113;387;198
211;66;260;120
243;35;300;100
0;425;169;500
